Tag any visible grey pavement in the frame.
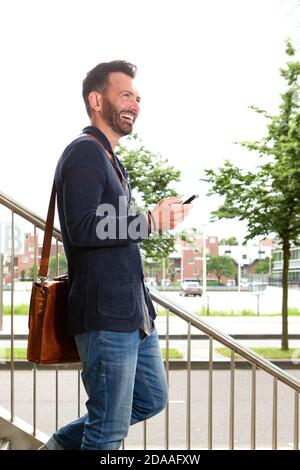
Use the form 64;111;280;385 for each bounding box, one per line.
1;368;299;449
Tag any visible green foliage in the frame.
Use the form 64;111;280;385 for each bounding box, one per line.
117;134;181;205
29;254;67;279
203;39;300;349
28;264;38;279
254;257;271;274
206;255;236;283
220;237;239;245
48;252;67;278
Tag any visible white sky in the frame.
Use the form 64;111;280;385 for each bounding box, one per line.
0;0;299;240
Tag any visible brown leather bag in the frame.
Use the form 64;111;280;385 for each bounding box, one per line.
27;181;80;365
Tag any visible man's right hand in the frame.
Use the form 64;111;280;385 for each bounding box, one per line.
151;197;193;232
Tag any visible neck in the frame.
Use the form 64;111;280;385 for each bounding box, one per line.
90;116;120;151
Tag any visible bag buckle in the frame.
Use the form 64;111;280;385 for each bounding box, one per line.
38;276;48;295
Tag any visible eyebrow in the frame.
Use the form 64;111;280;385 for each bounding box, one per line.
122;90;141;103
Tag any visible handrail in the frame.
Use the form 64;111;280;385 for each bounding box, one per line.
148;286;300;393
0;190;61;241
1;187;299;393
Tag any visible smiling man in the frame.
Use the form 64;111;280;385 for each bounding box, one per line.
41;61;192;451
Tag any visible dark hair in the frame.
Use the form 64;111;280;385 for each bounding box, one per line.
82;60;137;116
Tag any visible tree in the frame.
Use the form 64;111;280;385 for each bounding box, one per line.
48;253;67;278
254;258;271;275
203;40;300;349
220;237;239;246
116;135;184;266
207;255;236;285
28;264;38;280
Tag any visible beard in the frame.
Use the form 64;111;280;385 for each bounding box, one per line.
101;95;133;137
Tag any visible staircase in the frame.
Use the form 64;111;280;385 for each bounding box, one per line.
0;439;10;450
0;188;299;450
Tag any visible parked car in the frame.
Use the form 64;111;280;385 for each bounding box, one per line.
179;280;202;297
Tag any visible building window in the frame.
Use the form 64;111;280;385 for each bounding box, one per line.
188;258;194;264
29;245;34;252
193;268;198;275
225;250;231;255
242;254;247;260
22;256;29;264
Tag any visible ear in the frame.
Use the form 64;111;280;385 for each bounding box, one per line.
88;91;102;114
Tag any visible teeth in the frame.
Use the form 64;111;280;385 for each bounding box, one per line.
121;113;134;122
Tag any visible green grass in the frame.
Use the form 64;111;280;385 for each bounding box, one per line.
3;304;29;316
0;347;184;361
160;348;183;360
0;348;28;360
3;304;300;317
156;310;175;316
217;347;299;360
196;307;300;316
197;308;258;316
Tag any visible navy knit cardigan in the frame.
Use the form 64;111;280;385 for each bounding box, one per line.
54;126;156;335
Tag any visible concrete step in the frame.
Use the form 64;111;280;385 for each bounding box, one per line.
0;438;10;450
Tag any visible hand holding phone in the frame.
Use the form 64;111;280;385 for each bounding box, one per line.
181;194;199;204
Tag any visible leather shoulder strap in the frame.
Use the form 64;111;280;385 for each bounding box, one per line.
80;133;123;183
38;133;123;279
38;180;56;278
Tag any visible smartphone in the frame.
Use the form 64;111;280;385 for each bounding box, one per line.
181;194;199;204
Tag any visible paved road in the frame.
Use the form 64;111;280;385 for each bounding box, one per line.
1;368;299;449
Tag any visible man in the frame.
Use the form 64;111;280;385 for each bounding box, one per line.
43;61;193;450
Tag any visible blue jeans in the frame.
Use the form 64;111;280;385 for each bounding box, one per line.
45;326;168;450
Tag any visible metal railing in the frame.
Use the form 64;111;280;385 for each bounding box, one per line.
0;189;300;450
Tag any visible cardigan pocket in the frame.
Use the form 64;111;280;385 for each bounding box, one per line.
97;277;136;319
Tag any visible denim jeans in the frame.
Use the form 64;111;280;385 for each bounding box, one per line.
45;326;168;450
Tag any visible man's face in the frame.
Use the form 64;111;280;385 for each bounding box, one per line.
100;72;141;137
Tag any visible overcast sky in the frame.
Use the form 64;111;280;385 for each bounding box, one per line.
0;0;299;240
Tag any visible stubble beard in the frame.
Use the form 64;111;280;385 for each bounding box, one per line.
101;95;133;137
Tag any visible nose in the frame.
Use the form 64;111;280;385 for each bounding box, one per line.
130;97;140;116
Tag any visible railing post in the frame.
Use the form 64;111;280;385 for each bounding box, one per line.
251;364;256;450
208;336;213;450
229;350;235;449
294;392;299;450
10;211;15;422
143;421;147;451
186;322;191;450
55;368;59;431
77;369;81;419
272;378;278;450
33;225;37;436
164;308;170;450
